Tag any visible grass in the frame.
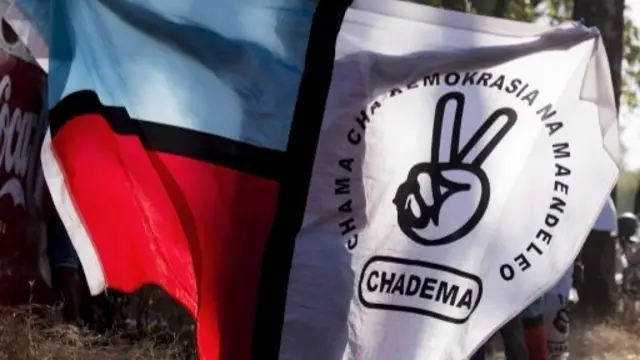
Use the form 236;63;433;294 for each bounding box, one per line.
0;305;193;360
571;321;640;359
1;296;639;359
488;299;640;360
569;298;640;359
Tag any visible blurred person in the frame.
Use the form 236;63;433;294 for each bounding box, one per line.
471;311;529;360
522;297;548;360
576;200;618;314
499;313;529;359
475;196;616;360
543;279;570;360
544;197;617;359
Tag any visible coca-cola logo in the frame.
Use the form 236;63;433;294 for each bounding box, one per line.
0;57;52;302
0;74;42;210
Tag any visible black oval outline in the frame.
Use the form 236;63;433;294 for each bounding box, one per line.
358;255;483;324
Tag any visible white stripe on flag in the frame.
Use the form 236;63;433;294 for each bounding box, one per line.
41;130;106;295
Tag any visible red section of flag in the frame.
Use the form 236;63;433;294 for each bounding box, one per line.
50;113;280;360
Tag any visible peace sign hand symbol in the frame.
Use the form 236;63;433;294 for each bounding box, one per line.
393;91;517;246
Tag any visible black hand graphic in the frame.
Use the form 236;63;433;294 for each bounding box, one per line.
394;91;517;246
395;164;470;229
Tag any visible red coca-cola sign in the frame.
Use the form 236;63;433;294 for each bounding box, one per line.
0;50;52;305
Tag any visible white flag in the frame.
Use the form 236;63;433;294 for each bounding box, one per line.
280;1;620;359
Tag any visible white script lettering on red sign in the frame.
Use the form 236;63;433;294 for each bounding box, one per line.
0;50;51;306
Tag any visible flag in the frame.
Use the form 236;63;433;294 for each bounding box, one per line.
17;0;351;359
279;1;619;359
20;0;621;359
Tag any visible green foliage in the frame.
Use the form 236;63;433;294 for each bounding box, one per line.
616;171;639;211
408;0;640;110
623;10;640;110
534;1;640;110
537;0;572;24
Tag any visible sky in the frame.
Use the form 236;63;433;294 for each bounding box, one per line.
621;0;640;171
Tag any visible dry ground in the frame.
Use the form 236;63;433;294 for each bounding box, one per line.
567;320;640;360
0;305;193;360
0;304;638;360
489;299;640;360
489;320;640;359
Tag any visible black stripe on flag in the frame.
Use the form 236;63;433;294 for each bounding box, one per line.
49;90;285;181
251;0;354;359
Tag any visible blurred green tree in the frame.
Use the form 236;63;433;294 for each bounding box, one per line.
413;0;639;110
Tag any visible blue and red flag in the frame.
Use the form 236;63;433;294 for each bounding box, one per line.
17;0;351;359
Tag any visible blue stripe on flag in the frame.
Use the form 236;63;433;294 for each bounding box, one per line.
18;0;319;151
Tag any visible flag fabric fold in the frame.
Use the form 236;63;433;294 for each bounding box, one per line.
2;1;48;71
280;1;619;359
20;0;352;359
19;0;621;359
